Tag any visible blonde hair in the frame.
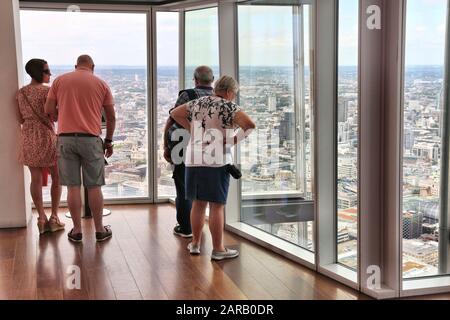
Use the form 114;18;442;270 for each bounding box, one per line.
214;75;239;94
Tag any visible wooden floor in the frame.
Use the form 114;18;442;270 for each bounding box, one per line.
0;204;445;300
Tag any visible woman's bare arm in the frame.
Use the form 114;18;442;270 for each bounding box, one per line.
228;110;256;145
169;104;190;131
16;93;24;124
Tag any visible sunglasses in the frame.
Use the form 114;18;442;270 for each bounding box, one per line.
43;69;52;75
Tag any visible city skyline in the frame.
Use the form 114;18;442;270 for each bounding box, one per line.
25;64;446;69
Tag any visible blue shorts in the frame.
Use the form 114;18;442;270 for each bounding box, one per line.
185;166;230;204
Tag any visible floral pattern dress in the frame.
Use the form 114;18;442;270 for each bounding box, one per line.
17;85;57;167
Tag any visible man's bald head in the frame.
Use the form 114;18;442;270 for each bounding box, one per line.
76;55;95;71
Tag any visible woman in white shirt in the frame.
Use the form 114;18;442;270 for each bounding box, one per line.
170;75;255;261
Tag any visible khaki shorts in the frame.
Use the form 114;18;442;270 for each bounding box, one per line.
57;136;105;187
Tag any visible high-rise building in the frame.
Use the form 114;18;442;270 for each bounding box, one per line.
337;191;357;210
432;143;440;162
403;239;438;267
404;128;415;151
279;112;295;141
338;122;350;143
268;94;277;112
403;211;423;240
337;97;349;123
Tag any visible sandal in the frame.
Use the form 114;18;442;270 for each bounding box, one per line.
37;218;50;235
49;215;65;232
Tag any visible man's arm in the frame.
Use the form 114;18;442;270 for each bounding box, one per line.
163;116;175;149
44;98;58;121
103;104;116;158
45;80;59;122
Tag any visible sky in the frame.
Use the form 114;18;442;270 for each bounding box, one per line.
155;11;179;67
19;1;447;68
404;0;447;66
238;5;296;67
20;10;148;66
337;0;447;66
19;5;312;67
339;0;359;66
185;7;219;67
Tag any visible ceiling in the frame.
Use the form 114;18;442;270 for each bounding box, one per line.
19;0;187;5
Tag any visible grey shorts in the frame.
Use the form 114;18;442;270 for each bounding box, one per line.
57;136;105;187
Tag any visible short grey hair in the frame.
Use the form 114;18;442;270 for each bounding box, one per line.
194;66;214;85
214;75;239;94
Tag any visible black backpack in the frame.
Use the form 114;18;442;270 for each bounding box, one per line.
166;89;199;152
178;89;198;102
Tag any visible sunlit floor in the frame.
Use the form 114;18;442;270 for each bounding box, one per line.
0;204;446;300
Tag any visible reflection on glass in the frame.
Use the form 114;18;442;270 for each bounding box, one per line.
238;5;314;251
336;0;359;270
402;0;447;278
156;12;179;199
20;10;149;200
184;8;219;88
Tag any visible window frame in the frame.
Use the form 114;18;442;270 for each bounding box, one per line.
20;2;155;205
399;0;450;296
152;7;181;202
153;1;219;201
335;0;360;273
21;0;450;299
224;1;317;268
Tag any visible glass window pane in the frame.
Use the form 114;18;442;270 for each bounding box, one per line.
156;11;179;199
402;0;447;279
337;0;359;269
184;7;219;88
238;5;315;251
20;10;149;200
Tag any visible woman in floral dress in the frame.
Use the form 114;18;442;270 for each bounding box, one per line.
16;59;64;234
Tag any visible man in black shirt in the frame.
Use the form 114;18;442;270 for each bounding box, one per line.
163;66;214;237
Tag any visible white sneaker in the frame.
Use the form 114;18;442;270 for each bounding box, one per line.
187;242;200;255
211;248;239;261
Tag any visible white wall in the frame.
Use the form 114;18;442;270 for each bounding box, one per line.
0;0;31;228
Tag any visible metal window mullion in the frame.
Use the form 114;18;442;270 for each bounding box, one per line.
21;4;153;203
179;9;186;90
221;1;240;225
293;5;307;197
151;8;159;202
147;7;155;203
439;0;450;275
334;0;340;265
20;2;150;12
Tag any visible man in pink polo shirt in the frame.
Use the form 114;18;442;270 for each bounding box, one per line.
45;55;116;243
